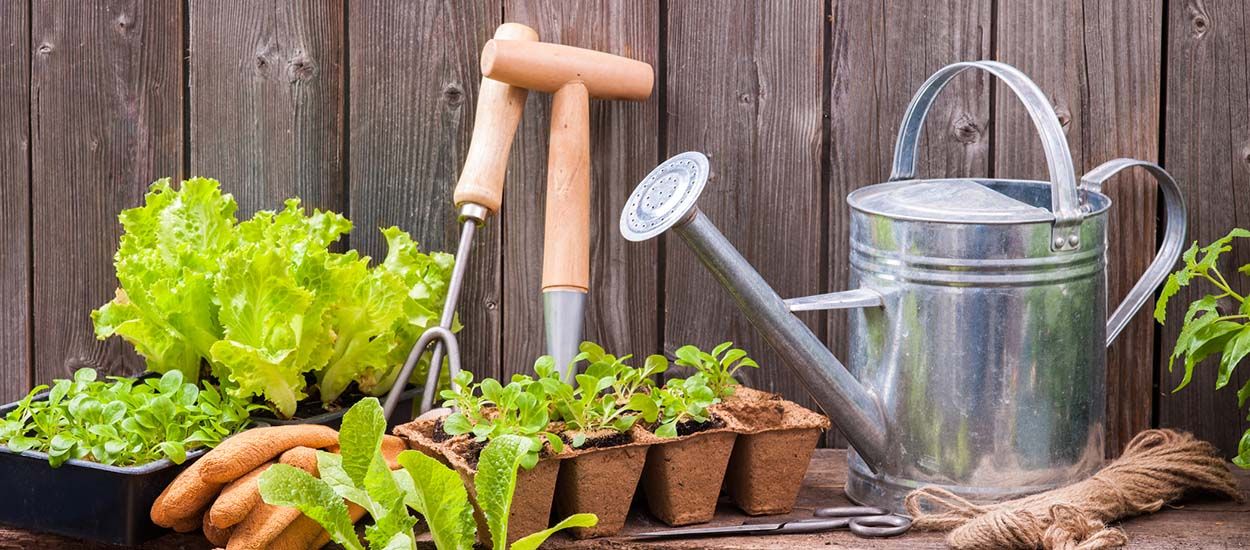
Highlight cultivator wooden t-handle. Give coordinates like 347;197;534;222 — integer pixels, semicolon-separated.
452;23;540;220
481;38;654;374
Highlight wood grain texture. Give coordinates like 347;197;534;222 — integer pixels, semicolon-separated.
666;1;825;412
348;1;502;379
826;0;992;444
0;0;30;402
1161;0;1250;456
189;0;345;218
9;449;1247;549
30;1;184;384
996;0;1163;456
501;0;660;378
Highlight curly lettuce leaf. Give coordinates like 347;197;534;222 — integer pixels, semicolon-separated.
92;178;236;382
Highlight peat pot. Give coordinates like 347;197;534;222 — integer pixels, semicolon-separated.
619;60;1187;512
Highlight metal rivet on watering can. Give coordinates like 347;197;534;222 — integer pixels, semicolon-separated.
621;61;1190;514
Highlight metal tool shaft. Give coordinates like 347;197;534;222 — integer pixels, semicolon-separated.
417;219;476;412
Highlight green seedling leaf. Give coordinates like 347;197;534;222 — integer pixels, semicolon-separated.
510;513;599;550
476;435;534;550
260;464;364;550
397;450;474;550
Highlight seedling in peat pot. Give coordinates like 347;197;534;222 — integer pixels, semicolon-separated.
674;342;759;399
438;370;564;468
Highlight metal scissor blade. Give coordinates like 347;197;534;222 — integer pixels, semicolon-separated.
631;522;787;540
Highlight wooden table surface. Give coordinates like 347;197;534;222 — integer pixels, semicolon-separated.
2;449;1247;549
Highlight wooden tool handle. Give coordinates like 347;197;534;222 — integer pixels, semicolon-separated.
480;39;653;101
541;82;591;293
453;23;539;214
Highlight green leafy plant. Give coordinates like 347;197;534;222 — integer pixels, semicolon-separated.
438;370;564;469
651;374;718;439
92;178;456;418
674;342;759;398
0;368;256;468
1155;228;1250;468
259;398;594;550
536;343;661;448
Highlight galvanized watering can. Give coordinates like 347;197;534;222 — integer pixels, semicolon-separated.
619;61;1187;512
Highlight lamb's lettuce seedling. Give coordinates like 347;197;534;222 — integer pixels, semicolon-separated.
1155;227;1250;467
260;398;595;550
438;370;563;469
652;374;718;439
538;343;662;448
0;368;256;468
674;342;759;399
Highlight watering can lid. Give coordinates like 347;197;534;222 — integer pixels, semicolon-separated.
848;179;1055;224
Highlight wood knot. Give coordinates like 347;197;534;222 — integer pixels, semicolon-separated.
1053;104;1072;128
1186;1;1210;37
115;13;133;34
485;300;497;310
37;43;53;55
443;85;464;107
951;113;982;144
285;56;316;82
738;93;753;105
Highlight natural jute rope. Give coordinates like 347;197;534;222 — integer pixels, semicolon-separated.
903;429;1241;550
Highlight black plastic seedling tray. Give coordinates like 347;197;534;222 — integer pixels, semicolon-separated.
251;385;423;430
0;398;207;546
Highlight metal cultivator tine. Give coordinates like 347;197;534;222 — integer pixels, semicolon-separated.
382;326;462;420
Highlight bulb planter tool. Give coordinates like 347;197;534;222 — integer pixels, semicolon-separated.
383;23;540;420
480;38;654;377
620;61;1188;513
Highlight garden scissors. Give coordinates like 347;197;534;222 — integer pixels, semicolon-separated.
631;506;911;540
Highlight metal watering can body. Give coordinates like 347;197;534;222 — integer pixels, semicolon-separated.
619;61;1187;513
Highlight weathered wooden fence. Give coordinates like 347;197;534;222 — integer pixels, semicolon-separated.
1;1;1247;454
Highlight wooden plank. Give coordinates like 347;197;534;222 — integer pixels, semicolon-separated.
500;0;660;378
348;1;502;379
11;449;1247;549
189;0;345;217
30;1;184;383
1161;0;1250;456
826;0;992;444
0;0;30;401
666;1;826;413
996;1;1163;456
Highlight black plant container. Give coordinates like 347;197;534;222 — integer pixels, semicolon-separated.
0;395;207;545
251;385;423;430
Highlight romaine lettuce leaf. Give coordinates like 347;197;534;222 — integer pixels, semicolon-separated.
259;463;366;550
396;450;475;550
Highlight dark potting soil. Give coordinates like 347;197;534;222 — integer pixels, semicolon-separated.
432;417;452;443
283;384;412;420
674;414;726;437
561;430;633;450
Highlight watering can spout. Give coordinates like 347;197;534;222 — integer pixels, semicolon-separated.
619;153;890;470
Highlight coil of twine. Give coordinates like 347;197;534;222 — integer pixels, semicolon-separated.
903;429;1242;550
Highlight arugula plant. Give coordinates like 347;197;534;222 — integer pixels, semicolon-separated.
651;374;718;439
438;370;564;469
674;342;759;398
259;398;594;550
1155;227;1250;467
0;369;256;468
92;177;457;418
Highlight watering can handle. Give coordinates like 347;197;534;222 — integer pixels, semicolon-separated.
889;61;1083;253
1080;159;1188;347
